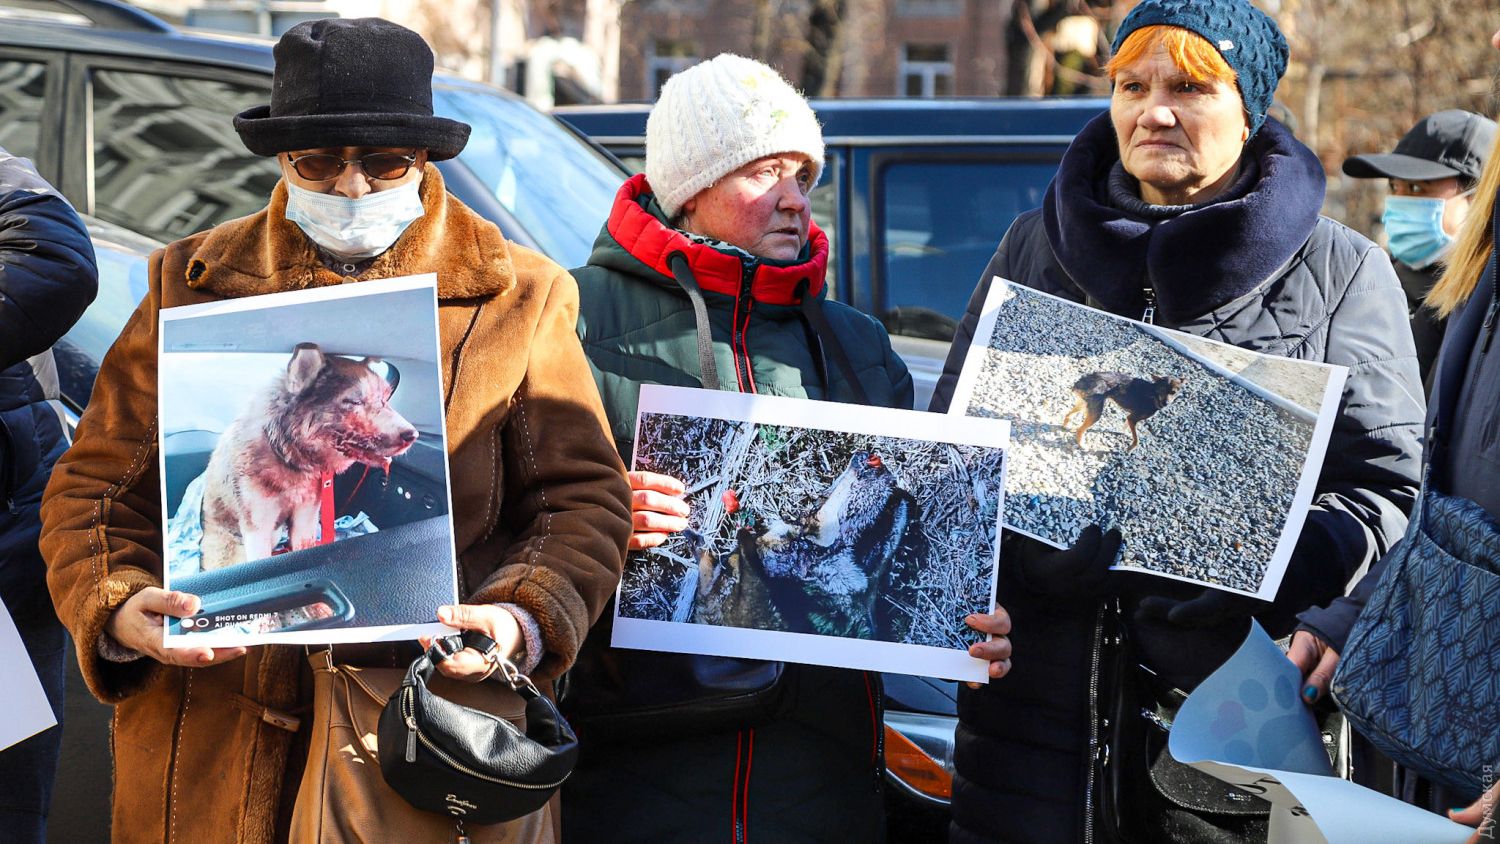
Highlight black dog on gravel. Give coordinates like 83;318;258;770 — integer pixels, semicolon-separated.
1063;371;1184;450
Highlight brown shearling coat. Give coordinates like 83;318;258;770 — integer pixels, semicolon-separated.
38;166;631;843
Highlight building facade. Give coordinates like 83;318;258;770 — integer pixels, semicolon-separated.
618;0;1012;101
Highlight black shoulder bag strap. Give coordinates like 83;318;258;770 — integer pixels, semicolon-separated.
795;278;871;406
667;251;726;391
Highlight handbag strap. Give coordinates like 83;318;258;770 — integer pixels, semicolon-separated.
412;636;542;699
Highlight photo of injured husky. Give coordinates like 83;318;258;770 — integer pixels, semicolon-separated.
157;274;458;647
613;385;1009;683
946;279;1348;601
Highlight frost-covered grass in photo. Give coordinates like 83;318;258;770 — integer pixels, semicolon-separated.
961;283;1330;594
621;414;1003;650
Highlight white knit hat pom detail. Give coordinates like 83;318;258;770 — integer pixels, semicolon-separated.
646;53;825;219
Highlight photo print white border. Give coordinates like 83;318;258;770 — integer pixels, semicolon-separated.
612;384;1010;684
947;278;1347;601
157;274;459;647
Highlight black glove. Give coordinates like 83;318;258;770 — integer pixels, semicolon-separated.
1135;587;1270;629
1006;524;1123;604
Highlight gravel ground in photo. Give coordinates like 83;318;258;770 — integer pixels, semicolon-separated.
620;416;1005;650
1168;331;1333;414
963;284;1317;593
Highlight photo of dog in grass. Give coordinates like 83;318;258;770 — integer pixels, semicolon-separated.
947;279;1346;600
611;386;1009;683
198;343;419;570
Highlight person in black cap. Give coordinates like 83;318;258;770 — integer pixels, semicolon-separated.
1343;110;1496;382
39;17;630;844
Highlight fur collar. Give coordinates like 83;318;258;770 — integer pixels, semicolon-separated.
184;164;514;300
603;173;829;307
1042;112;1326;325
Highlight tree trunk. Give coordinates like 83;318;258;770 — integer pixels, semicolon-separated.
802;0;846;96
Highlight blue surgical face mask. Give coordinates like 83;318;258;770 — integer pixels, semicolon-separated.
1381;195;1454;270
284;180;425;260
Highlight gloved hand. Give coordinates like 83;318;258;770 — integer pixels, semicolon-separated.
1135;587;1270;629
1006;525;1123;603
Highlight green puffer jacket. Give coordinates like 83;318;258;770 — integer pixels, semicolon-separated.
561;174;911;844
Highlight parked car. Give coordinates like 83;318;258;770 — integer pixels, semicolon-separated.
554;97;1108;408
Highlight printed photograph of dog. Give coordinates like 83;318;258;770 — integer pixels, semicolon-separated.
157;276;458;647
197;342;420;570
612;386;1009;683
947;280;1346;600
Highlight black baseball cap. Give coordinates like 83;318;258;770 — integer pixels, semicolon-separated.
1342;110;1496;183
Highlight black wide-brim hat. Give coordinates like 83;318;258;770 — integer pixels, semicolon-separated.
234;17;470;160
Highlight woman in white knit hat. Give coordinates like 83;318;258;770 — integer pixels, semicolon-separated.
559;54;939;843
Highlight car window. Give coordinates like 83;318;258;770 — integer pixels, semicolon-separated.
812;151;840;298
88;68;281;242
0;58;48;160
432;84;622;269
879;158;1056;341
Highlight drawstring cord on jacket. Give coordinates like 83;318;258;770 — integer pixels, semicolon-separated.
667;251;727;391
794;278;871;406
663;254;871;406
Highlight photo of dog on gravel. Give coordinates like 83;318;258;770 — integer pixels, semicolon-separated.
947;280;1346;600
611;386;1009;683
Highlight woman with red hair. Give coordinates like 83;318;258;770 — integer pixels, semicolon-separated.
931;1;1424;841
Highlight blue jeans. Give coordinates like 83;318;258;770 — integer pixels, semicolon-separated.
0;505;66;844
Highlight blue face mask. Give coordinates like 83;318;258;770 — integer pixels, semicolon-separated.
1381;195;1453;270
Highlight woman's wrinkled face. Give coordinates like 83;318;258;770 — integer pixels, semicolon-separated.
1111;45;1250;206
679;153;815;261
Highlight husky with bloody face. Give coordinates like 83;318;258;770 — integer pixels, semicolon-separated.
198;343;418;570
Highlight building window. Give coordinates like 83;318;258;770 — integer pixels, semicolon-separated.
895;0;961;16
646;39;698;99
898;44;954;97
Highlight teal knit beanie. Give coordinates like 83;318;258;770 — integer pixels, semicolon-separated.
1111;0;1288;137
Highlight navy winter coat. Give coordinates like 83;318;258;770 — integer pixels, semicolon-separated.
931;114;1425;844
0;151;97;563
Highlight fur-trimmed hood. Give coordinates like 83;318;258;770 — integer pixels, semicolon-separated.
182;164;514;300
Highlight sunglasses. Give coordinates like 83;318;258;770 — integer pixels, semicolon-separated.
285;151;419;182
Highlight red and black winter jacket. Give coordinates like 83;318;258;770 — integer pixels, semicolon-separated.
560;174;911;844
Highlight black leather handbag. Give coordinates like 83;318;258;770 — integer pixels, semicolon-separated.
377;634;579;826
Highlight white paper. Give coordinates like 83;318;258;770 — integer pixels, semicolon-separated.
947;278;1347;600
0;601;56;751
157;274;459;647
1170;622;1473;844
612;385;1009;683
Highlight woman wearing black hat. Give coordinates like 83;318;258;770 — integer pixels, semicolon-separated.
929;0;1424;841
39;17;631;844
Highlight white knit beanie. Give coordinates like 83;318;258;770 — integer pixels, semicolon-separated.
645;54;825;219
